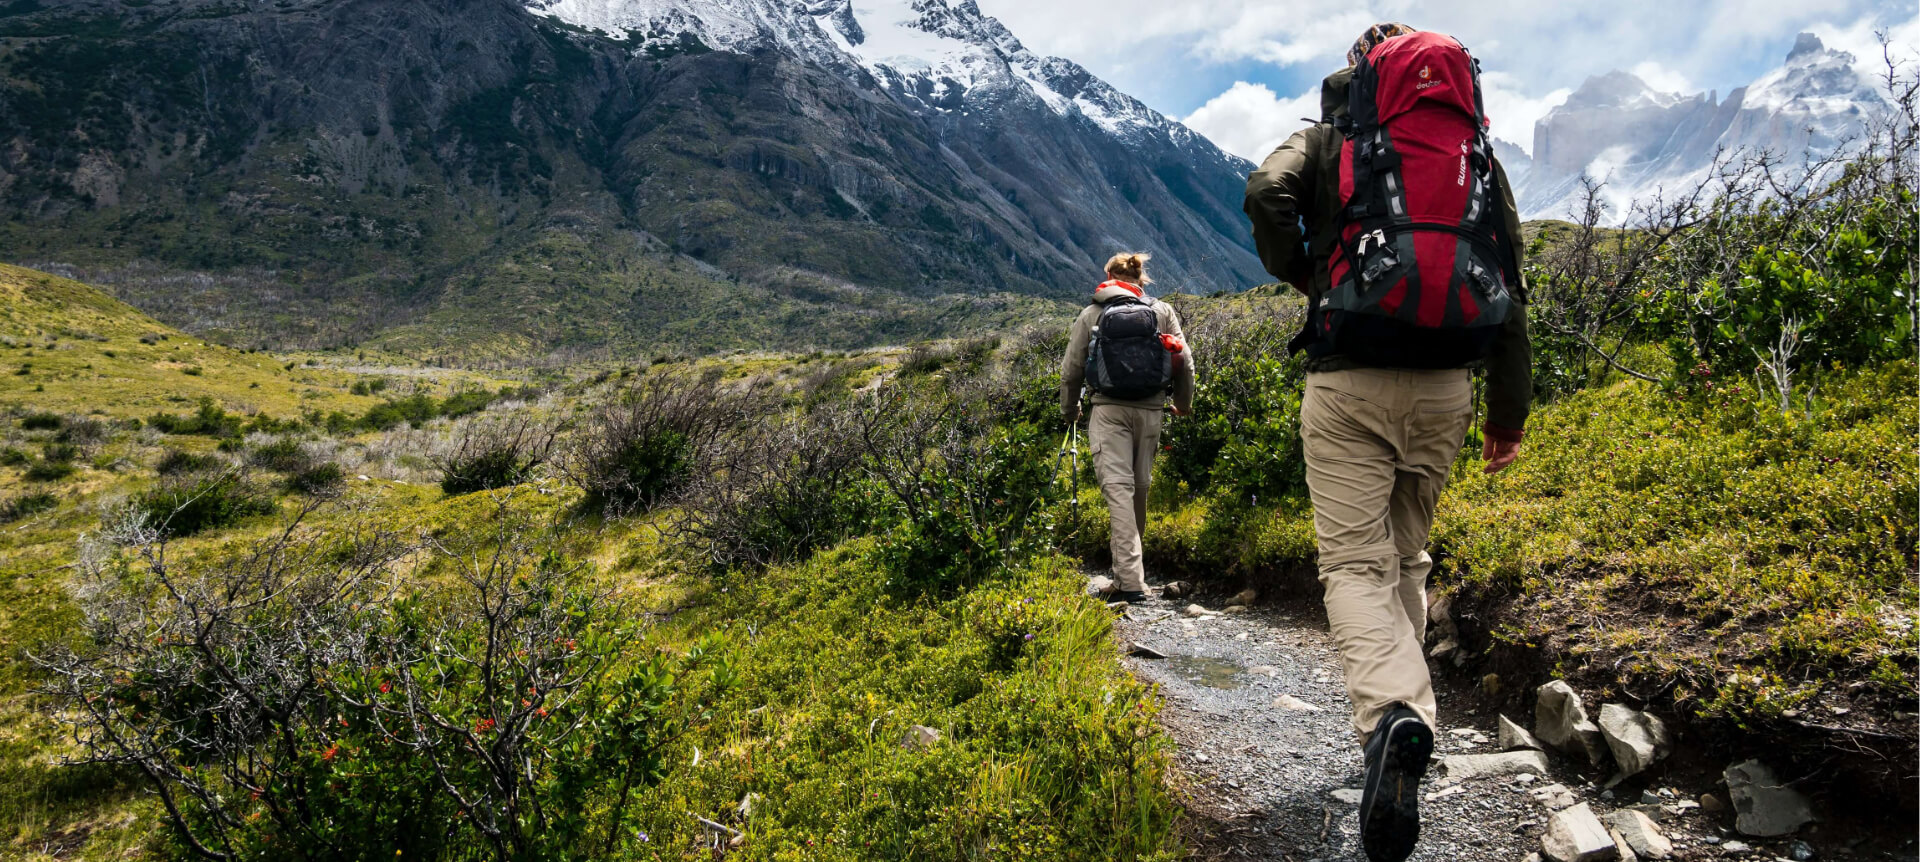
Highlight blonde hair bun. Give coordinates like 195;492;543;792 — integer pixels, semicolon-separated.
1104;252;1153;285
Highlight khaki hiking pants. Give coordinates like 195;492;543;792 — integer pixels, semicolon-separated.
1300;367;1473;739
1089;404;1163;592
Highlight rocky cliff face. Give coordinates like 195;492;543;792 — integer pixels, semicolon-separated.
0;0;1263;358
1517;33;1888;220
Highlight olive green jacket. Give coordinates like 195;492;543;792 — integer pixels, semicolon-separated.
1243;67;1533;439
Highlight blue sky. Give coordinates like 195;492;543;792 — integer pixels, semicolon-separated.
974;0;1919;160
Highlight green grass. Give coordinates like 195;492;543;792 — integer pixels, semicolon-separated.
0;264;379;417
1432;362;1918;721
618;542;1180;859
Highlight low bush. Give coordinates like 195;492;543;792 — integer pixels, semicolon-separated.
683;401;881;570
246;437;311;473
38;500;703;861
435;414;556;496
24;459;76;482
18;411;61;430
563;371;755;515
148;398;243;437
132;472;276;537
0;491;56;522
0;447;28;466
286;462;346;496
155;449;221;476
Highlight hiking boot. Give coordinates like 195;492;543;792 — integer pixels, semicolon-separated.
1111;589;1150;604
1359;706;1433;862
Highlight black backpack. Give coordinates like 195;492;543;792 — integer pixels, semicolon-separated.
1085;297;1171;400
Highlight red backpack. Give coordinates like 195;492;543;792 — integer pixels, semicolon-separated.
1306;32;1517;368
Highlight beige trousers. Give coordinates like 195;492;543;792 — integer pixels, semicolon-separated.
1089;404;1163;592
1300;368;1473;738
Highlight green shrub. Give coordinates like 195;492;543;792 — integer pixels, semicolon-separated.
18;411;62;430
436;416;554;497
0;491;57;522
133;472;275;537
246;438;310;473
24;459;75;482
155;450;221;476
563;373;753;515
37;508;693;861
286;462;346;496
149;398;242;437
361;393;439;431
0;447;28;466
40;442;79;464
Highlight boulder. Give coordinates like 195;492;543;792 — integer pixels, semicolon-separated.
1231;588;1258;606
1542;803;1618;862
1725;759;1815;837
1606;809;1673;859
1500;713;1547;751
1536;680;1607;765
901;725;941;751
1087;575;1116;596
1161;580;1193;599
1441;749;1551;781
1598;704;1671;778
1608;828;1639;862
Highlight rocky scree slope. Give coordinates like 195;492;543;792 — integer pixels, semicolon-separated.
0;0;1263;358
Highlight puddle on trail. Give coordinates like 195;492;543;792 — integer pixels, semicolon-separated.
1162;655;1245;689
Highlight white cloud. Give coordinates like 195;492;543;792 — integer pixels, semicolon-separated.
1629;61;1695;95
1181;82;1321;160
1479;72;1572;154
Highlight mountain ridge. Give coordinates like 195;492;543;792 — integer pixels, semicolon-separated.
1509;32;1889;219
0;0;1264;360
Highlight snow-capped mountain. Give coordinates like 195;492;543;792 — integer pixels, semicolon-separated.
0;0;1266;357
1512;33;1889;219
529;0;1186;146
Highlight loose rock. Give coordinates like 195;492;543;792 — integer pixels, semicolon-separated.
1608;828;1639;862
1536;680;1608;765
901;725;941;751
1331;788;1364;804
1272;694;1323;712
1160;580;1193;599
1087;575;1115;596
1231;588;1257;606
1606;809;1673;859
1542;803;1619;862
1698;792;1726;813
1531;782;1578;810
1184;604;1210;618
1430;638;1459;660
1725;759;1815;837
1500;713;1547;751
1598;704;1671;778
1125;642;1167;659
1441;749;1551;781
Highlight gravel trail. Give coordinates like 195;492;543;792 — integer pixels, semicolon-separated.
1111;588;1847;862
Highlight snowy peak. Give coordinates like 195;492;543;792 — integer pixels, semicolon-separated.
524;0;1196;146
1518;32;1889;219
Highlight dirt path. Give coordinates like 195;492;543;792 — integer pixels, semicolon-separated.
1112;588;1853;862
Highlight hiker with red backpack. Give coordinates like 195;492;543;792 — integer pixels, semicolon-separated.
1244;23;1532;862
1059;252;1196;605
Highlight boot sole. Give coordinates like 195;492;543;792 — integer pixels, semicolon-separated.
1362;716;1433;862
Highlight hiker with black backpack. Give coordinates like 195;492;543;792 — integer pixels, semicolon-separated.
1243;24;1532;862
1059;252;1195;605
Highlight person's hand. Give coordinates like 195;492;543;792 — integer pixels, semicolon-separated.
1481;436;1520;474
1171;405;1190;417
1063;407;1080;427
